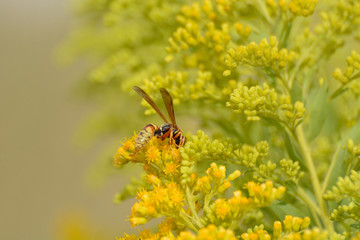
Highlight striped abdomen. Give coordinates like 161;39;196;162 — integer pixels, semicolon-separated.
158;123;186;148
134;124;160;152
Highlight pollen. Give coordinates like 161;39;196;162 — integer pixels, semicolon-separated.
123;139;135;151
158;218;175;235
152;186;167;203
145;145;161;164
214;199;231;220
170;189;184;206
213;169;224;179
163;162;179;175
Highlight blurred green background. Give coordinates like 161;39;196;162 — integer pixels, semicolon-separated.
0;1;132;239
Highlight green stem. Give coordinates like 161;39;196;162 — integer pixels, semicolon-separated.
277;73;291;93
288;43;316;88
295;125;333;232
178;211;199;233
321;143;341;194
256;0;273;26
329;85;349;101
330;72;360;100
297;187;322;227
280;20;293;48
186;187;204;228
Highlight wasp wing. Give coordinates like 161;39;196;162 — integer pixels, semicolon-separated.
159;88;177;127
133;86;169;123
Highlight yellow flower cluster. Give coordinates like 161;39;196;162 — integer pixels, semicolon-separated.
139;71;225;116
166;21;231;57
352;233;360;240
279;158;304;183
241;215;327;240
241;224;270;240
164;0;253;81
324;170;360;201
234;141;269;168
318;0;360;35
205;181;285;225
288;0;318;17
117;219;178;240
114;134;181;177
344;139;360;174
315;0;360;57
332;51;360;85
226;83;305;131
266;0;318;17
113;135;137;166
191;163;241;197
113;134;187;228
113;131;290;237
130;182;184;227
180;130;238;163
273;215;328;240
224;36;295;76
166;1;233;64
324;170;360;225
177;224;236;240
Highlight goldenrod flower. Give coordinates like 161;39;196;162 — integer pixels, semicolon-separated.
289;0;318;17
163;162;180;176
116;233;137;240
167;182;184;207
152;185;167;204
224;36;295;74
158;218;175;235
214;199;231;220
145;145;161;164
129;217;147;228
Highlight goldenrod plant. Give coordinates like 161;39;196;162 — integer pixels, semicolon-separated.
63;0;360;239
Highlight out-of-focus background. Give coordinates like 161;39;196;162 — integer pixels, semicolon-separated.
0;1;130;239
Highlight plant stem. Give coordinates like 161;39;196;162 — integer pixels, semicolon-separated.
179;211;199;233
321;143;341;194
297;187;322;227
256;0;273;26
330;72;360;100
295;125;333;232
280;20;293;48
186;187;204;228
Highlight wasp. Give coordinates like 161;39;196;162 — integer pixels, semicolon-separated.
132;86;186;154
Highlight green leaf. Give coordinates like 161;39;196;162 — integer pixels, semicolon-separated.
307;85;328;141
290;81;302;103
283;131;303;166
330;87;349;101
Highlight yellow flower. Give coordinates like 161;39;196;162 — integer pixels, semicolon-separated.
352;233;360;240
164;162;180;176
145;145;161;164
197;176;211;193
158;218;175;235
153;186;168;204
289;0;318;17
167;183;184;207
147;174;162;186
177;225;237;240
129;217;147;227
116;233;137;240
123;137;135;151
214;199;231;220
139;229;159;240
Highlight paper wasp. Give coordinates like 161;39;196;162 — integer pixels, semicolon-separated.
132;86;186;154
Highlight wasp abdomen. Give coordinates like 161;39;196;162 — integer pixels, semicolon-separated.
134;124;159;152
